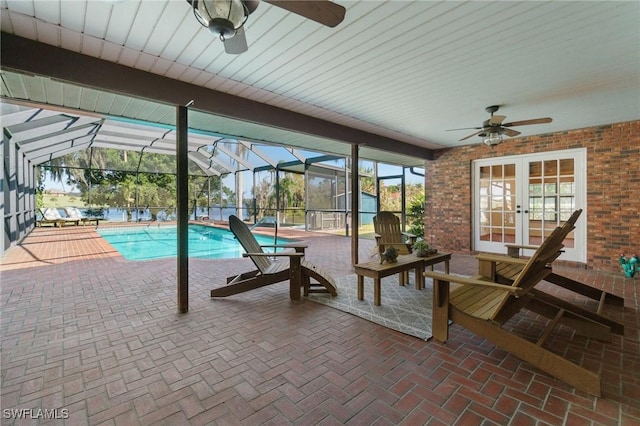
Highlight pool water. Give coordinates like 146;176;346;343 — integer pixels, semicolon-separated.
97;224;291;261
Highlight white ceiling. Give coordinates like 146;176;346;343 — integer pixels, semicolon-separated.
1;0;639;156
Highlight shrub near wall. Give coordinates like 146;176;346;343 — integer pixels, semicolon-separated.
425;120;640;272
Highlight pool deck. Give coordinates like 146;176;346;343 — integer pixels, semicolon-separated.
0;222;312;271
1;223;639;425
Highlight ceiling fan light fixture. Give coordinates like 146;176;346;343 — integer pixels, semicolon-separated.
483;132;503;147
193;0;248;40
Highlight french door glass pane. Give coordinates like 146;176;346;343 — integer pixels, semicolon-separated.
479;164;516;243
475;149;583;262
528;158;575;247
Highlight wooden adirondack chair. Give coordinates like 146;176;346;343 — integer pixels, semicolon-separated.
477;209;624;335
210;215;337;300
425;219;614;396
373;211;417;256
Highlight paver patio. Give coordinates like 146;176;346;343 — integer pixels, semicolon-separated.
1;225;638;425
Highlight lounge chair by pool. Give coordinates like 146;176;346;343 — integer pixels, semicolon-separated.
64;207;103;226
38;207;79;227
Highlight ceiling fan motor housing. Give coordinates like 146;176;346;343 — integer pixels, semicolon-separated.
194;0;248;39
481;122;504;132
209;18;237;38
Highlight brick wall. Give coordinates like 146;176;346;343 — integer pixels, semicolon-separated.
425;120;640;272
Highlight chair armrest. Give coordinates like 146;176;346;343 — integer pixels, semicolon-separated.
259;244;307;249
242;252;304;258
401;232;417;244
476;253;528;280
379;242;413;250
476;253;529;265
259;243;307;254
424;271;524;296
505;243;539;250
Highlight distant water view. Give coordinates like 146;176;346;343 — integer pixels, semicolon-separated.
74;206;238;223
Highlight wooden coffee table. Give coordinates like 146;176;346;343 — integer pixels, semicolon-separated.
354;252;451;306
420;252;451;283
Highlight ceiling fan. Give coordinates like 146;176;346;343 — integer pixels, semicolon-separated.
187;0;346;54
448;105;553;146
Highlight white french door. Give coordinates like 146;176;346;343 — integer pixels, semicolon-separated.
473;148;586;262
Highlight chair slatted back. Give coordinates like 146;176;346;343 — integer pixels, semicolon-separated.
565;209;582;229
487;220;577;320
229;215;272;273
497;209;583;280
373;212;411;254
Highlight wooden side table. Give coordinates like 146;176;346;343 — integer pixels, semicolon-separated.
353;253;451;306
419;252;451;289
354;253;451;306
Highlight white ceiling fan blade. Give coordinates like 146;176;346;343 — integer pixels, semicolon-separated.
224;27;248;54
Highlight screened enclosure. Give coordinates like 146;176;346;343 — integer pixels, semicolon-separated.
2;103;425;254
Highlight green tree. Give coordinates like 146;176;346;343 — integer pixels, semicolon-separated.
276;173;305;210
307;176;333;210
35;167;45;209
407;193;425;238
359;167;375;194
379;182;401;211
42;148;187;213
248;175;275;217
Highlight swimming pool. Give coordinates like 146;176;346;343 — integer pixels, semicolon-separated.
97;224;292;261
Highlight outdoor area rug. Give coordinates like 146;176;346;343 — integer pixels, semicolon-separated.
307;274;433;340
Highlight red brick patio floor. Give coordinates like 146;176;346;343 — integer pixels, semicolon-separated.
1;225;638;425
